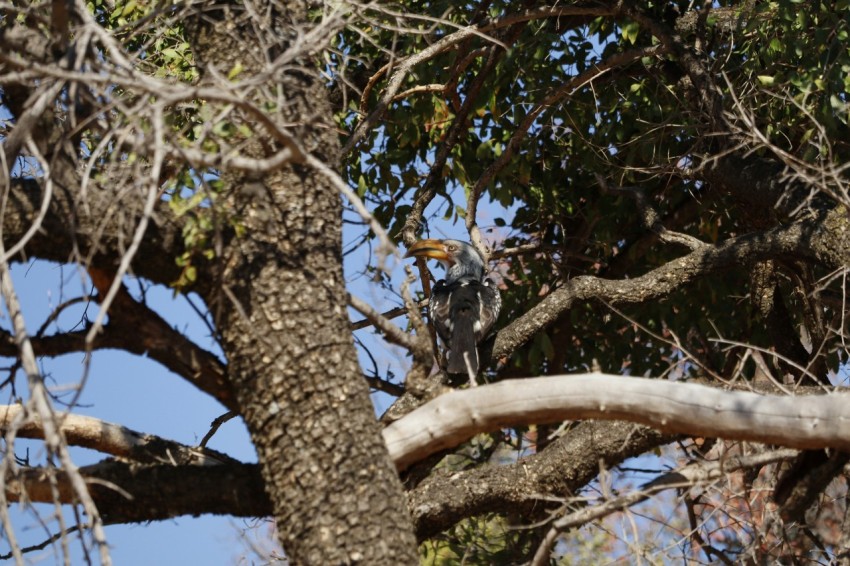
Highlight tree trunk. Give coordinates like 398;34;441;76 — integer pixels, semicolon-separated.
186;4;419;564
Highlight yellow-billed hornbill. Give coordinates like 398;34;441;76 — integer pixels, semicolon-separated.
405;239;501;385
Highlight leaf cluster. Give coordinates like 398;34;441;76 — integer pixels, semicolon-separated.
333;0;850;380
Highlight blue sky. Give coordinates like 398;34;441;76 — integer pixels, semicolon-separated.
1;260;257;564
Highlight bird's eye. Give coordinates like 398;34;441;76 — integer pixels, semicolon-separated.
447;245;456;252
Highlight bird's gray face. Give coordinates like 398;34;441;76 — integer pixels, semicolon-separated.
405;239;485;282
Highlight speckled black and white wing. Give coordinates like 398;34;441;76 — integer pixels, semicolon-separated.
428;278;455;347
429;277;501;378
475;278;501;342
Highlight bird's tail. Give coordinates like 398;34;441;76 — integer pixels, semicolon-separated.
447;314;478;386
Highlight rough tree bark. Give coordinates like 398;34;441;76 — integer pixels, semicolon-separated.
180;4;419;564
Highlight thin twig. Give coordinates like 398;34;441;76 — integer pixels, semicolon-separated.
529;448;798;565
199;410;238;449
348;293;420;351
350;299;428;331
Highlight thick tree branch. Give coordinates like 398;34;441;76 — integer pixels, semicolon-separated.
407;419;674;541
0;276;233;410
4;420;669;542
5;460;269;523
383;373;850;470
0;319;232;408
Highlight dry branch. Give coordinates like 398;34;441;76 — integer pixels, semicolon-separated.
18;371;841;477
383;373;850;470
0;405;236;466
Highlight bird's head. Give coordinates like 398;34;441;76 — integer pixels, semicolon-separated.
405;239;485;282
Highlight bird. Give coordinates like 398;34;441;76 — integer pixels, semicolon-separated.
405;239;501;385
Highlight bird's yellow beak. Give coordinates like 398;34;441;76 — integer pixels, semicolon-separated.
404;239;449;261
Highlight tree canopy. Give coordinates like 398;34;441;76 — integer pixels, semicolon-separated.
1;0;850;564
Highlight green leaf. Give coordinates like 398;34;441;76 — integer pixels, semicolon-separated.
227;62;244;80
621;21;640;45
121;0;137;17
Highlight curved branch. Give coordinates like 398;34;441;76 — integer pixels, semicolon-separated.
490;211;850;362
384;373;850;470
9;374;848;535
408;419;673;541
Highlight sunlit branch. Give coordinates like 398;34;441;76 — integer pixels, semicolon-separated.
7;373;847;537
383;373;850;470
0;404;236;465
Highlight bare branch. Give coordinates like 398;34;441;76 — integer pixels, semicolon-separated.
383;373;850;470
350;301;424;331
0;405;237;465
348;293;420;351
